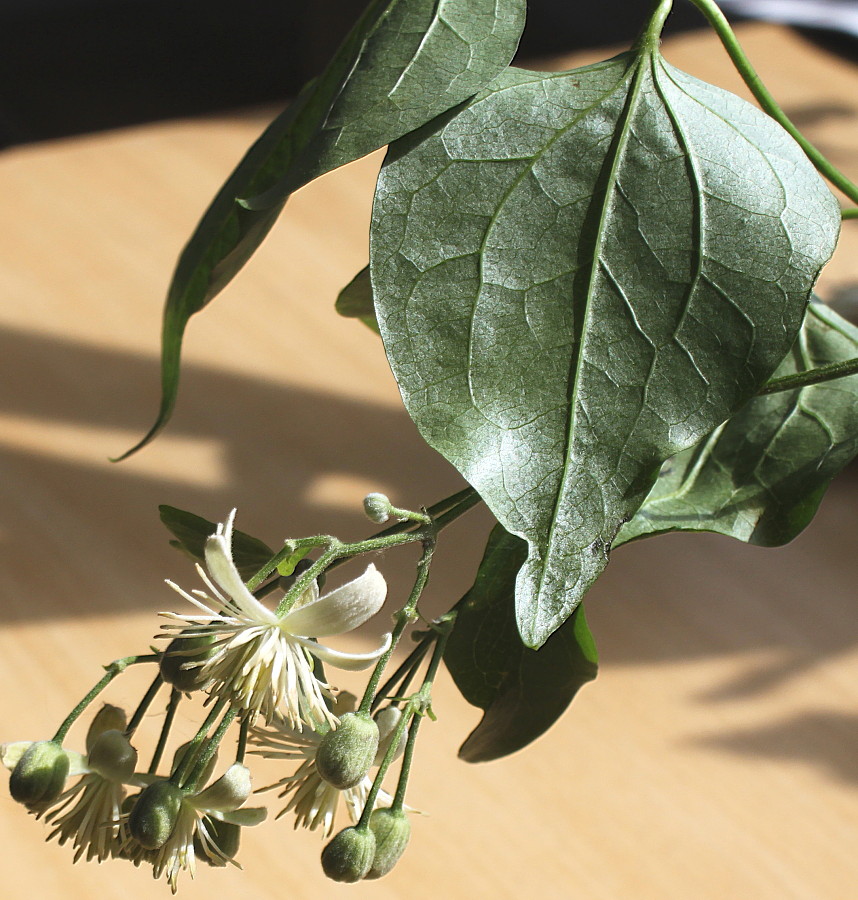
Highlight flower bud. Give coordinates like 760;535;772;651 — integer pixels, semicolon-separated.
9;741;69;810
159;633;217;693
366;807;411;879
363;493;392;524
128;780;184;849
88;729;138;783
194;817;241;866
321;826;376;883
86;704;127;753
316;712;379;790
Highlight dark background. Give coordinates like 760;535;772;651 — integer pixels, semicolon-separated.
0;0;718;148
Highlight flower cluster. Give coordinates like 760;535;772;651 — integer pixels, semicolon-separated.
2;509;421;890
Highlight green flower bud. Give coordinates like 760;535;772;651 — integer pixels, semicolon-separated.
321;826;376;883
194;817;241;866
316;712;379;790
363;493;392;524
88;729;138;783
128;780;184;850
159;633;217;693
366;807;411;879
86;704;127;753
9;741;70;810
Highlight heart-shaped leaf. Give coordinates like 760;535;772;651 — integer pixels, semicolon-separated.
121;0;526;458
372;50;840;647
617;301;858;547
445;524;598;762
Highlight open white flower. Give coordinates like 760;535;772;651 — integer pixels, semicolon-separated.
127;763;266;894
160;510;391;728
251;695;404;838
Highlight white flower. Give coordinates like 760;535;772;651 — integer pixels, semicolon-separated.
160;510;391;728
2;717;139;863
251;695;404;838
45;728;138;862
129;764;266;894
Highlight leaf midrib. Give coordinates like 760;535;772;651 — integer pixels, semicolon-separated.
530;49;654;627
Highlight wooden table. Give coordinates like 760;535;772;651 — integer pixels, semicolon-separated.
1;23;857;900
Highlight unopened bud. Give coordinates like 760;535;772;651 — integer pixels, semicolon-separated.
9;741;69;810
363;493;392;524
159;633;217;693
366;807;411;879
316;712;379;790
128;780;184;849
321;826;376;883
195;817;241;866
86;704;127;753
88;729;138;783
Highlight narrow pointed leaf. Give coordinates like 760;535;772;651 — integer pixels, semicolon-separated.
120;0;525;458
372;50;840;647
336;265;379;334
617;301;858;547
445;525;598;763
159;505;274;581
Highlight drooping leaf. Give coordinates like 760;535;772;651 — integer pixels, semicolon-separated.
445;524;598;763
120;0;526;458
371;46;840;647
336;265;379;334
616;301;858;547
159;505;274;581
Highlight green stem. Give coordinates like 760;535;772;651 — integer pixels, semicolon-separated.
149;688;181;774
639;0;674;52
236;713;251;765
246;537;327;592
842;209;858;220
184;706;238;792
759;356;858;395
686;0;858;206
357;615;454;829
359;539;436;716
170;696;229;786
125;673;164;736
369;632;435;714
51;654;160;743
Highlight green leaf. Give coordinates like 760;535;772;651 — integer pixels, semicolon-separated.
445;525;598;763
336;266;379;334
119;0;525;459
616;301;858;547
159;506;274;582
371;50;840;647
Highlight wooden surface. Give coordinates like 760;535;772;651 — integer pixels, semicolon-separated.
1;23;858;900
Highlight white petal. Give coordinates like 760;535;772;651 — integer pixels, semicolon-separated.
193;764;252;812
0;741;32;771
203;514;277;625
282;564;387;637
212;806;267;827
295;632;392;671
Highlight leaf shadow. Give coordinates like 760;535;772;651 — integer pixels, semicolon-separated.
689;711;858;786
0;322;493;624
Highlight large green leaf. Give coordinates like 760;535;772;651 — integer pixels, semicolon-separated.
616;301;858;547
159;505;274;581
371;47;840;647
120;0;526;458
445;525;598;763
